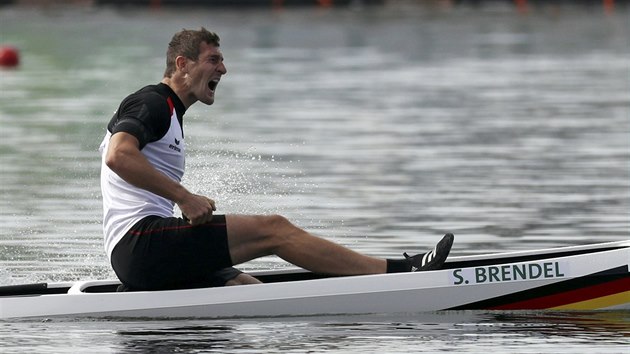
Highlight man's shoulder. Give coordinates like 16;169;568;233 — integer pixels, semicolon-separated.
129;84;167;102
134;84;162;96
121;85;170;114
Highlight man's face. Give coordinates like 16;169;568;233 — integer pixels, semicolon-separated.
184;41;227;106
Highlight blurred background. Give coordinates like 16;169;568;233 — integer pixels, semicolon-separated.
1;0;628;284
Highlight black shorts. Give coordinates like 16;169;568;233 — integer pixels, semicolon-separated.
111;215;241;291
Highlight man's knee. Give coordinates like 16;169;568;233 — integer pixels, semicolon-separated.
226;214;298;263
264;214;292;231
265;214;298;238
258;214;296;250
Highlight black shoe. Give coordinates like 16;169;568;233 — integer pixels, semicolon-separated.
404;233;454;271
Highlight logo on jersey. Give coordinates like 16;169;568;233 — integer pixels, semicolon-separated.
169;137;182;152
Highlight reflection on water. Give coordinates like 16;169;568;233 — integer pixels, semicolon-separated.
110;312;629;352
2;311;627;353
117;325;237;352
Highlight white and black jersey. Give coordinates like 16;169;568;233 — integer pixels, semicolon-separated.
99;83;187;259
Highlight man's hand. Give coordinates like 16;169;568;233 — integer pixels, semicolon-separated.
178;193;216;225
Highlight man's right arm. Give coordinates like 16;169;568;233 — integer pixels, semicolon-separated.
105;131;216;225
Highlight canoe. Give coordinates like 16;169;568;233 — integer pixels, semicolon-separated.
1;240;628;319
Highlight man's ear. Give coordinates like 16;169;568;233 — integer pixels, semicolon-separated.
175;55;189;73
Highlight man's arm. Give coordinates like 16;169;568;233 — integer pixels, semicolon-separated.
105;131;216;225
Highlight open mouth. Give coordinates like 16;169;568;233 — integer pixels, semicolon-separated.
208;79;219;92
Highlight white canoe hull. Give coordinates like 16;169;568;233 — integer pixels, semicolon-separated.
1;241;629;319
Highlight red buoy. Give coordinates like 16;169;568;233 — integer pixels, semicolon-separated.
0;46;20;68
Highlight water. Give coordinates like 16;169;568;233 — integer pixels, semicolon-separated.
1;3;629;353
2;311;629;353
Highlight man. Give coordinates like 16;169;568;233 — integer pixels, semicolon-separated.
99;27;454;291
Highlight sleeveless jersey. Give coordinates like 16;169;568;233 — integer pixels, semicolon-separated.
99;84;186;259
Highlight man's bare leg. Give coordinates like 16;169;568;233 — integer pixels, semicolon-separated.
226;273;262;285
226;214;387;275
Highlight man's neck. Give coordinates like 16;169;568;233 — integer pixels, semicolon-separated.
161;77;195;109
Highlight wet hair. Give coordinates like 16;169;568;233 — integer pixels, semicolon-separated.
163;27;220;78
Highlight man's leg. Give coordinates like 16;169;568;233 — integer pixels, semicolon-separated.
226;273;262;285
226;214;387;275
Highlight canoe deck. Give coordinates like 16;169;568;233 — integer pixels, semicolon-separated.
1;240;628;319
